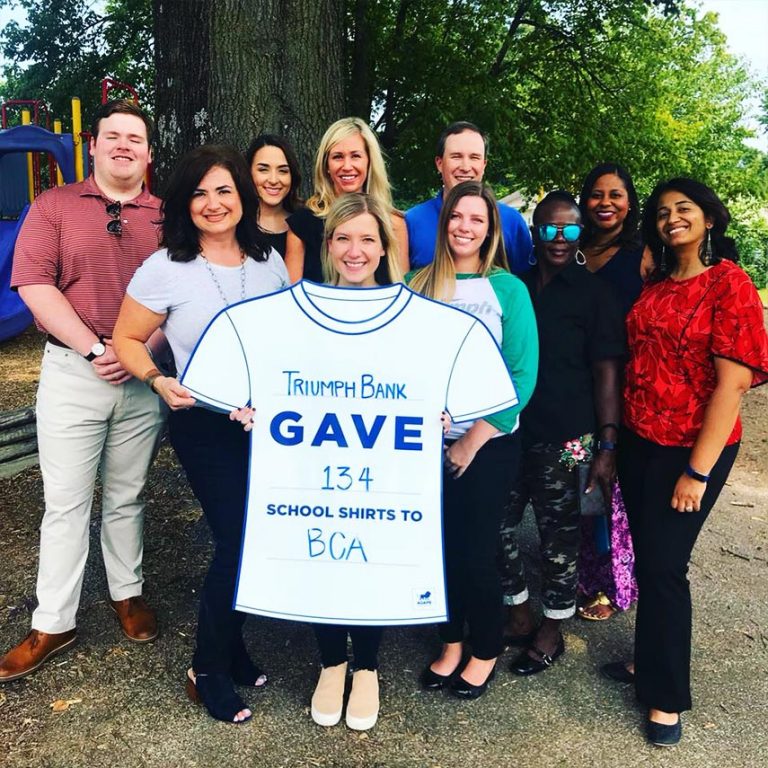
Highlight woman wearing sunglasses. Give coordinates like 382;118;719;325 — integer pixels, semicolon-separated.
408;181;538;700
499;191;625;675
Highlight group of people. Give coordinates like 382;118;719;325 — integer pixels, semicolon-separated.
1;99;767;749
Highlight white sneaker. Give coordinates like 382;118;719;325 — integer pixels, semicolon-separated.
310;662;347;726
345;669;379;731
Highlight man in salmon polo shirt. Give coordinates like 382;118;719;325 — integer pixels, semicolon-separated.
0;100;164;682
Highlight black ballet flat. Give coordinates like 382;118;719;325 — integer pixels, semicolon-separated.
510;635;565;676
646;716;682;747
448;666;496;700
420;664;457;691
600;661;635;684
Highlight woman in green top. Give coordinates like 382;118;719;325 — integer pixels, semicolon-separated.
408;181;538;700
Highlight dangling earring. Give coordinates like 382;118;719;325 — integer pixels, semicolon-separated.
660;245;668;272
575;249;586;266
702;228;713;266
528;250;537;266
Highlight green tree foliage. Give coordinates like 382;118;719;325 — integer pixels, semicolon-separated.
728;196;768;289
0;0;152;131
345;1;763;206
2;0;766;284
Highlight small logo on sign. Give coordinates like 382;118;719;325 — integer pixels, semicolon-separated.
416;590;432;606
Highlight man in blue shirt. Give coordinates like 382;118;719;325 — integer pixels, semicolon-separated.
406;122;532;275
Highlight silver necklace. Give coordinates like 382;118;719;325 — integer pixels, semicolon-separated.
200;250;247;306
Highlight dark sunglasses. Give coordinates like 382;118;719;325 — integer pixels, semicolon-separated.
536;223;582;242
106;201;122;236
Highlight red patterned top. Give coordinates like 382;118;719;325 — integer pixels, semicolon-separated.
624;260;768;447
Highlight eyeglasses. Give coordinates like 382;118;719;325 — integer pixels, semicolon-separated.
106;201;122;236
536;223;582;242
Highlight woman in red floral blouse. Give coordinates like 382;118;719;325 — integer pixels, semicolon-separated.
601;178;768;747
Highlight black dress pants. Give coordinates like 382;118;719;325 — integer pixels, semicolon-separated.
313;624;383;670
169;407;251;675
618;428;738;712
438;432;520;660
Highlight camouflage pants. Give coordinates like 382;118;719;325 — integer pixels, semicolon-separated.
499;441;580;619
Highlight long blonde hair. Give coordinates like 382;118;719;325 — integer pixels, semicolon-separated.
321;193;403;286
307;117;394;217
409;181;508;301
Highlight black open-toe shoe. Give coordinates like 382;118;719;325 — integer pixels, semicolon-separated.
510;634;565;676
186;669;252;724
231;652;268;689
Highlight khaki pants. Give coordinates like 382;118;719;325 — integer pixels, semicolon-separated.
32;343;165;633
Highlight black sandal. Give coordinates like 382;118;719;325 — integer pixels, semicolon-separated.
186;669;252;724
231;653;268;689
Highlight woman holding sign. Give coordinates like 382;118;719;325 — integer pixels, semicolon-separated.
408;181;538;700
294;192;405;731
284;117;409;283
113;145;289;724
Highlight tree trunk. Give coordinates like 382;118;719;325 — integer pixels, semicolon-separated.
347;0;373;120
153;0;345;195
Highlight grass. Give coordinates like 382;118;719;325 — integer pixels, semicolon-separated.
759;288;768;306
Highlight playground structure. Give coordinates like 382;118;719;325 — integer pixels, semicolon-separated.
0;79;143;343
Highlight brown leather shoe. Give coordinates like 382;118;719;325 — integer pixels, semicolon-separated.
0;629;77;683
109;596;158;643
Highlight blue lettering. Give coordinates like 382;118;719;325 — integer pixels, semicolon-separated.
311;413;349;447
308;528;325;558
271;411;303;445
351;414;386;449
394;416;423;451
346;537;368;561
360;373;375;399
329;531;347;560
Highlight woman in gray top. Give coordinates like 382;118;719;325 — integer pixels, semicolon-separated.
113;145;288;725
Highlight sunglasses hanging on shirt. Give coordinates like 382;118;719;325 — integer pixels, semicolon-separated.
106;201;122;236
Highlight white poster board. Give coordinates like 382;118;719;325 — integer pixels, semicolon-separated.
181;281;518;625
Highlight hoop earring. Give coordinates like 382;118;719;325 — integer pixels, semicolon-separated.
702;228;713;266
528;250;537;266
575;249;586;266
660;245;668;272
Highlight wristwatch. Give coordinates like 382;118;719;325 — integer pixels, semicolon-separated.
597;439;617;452
85;337;107;361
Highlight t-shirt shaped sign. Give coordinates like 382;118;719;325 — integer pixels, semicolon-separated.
182;281;518;625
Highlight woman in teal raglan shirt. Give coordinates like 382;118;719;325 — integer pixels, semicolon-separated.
408;180;538;700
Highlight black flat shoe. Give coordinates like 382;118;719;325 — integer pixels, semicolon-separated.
510;635;565;676
646;717;681;747
449;666;496;700
600;661;634;684
420;664;457;691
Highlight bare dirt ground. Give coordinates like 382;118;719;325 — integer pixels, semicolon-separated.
0;325;766;768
